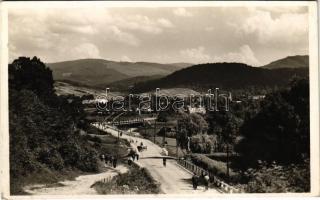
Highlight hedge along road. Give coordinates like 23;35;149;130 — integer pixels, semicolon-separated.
93;123;221;194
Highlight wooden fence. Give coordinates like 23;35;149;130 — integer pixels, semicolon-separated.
100;176;112;184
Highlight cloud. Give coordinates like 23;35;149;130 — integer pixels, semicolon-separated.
238;9;308;45
157;18;174;28
49;23;97;35
173;8;193;17
180;46;211;63
179;45;260;65
120;55;132;62
8;6;308;65
256;6;308;14
115;15;163;34
213;45;260;66
108;26;140;46
73;43;101;59
179;45;260;66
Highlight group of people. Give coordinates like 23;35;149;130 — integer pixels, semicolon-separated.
127;148;140;166
192;172;210;190
100;154;118;168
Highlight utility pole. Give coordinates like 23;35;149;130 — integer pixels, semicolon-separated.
163;121;167;146
144;120;147;136
226;143;230;179
175;127;178;157
118;115;120;143
154;120;156;143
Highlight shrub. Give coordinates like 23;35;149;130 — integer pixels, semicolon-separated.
38;149;64;170
207;152;239;162
190;154;239;183
190;134;217;154
77;147;99;172
59;141;81;166
92;166;161;194
157;129;176;138
245;160;310;193
83;134;103;143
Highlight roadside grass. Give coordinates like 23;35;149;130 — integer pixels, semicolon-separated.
91;165;161;194
11;167;89;195
86;126;130;158
86;126;108;135
190;154;240;184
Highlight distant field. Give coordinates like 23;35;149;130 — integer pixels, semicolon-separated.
54;81;122;97
140;88;200;97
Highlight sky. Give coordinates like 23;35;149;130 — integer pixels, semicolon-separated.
8;5;309;66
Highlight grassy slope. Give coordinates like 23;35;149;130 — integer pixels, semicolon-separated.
92;164;161;194
54;81;122;97
97;75;164;91
262;55;308;69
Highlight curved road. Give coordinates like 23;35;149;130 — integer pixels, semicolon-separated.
24;123;221;195
93;123;221;194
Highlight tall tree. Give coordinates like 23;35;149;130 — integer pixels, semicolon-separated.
177;112;208;149
235;78;309;169
9;56;55;97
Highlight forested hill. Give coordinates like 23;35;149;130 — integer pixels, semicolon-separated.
262;55;308;69
132;63;308;93
47;59;190;87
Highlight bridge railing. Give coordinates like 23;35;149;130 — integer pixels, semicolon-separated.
177;159;242;193
99;176;113;184
107;118;145;125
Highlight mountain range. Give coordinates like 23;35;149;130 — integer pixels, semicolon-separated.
47;59;191;87
132;62;308;93
49;55;308;93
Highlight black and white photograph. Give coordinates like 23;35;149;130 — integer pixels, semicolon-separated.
0;1;319;197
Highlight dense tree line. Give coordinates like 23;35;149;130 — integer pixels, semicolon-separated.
132;63;308;93
235;78;309;169
174;77;309;192
9;57;99;194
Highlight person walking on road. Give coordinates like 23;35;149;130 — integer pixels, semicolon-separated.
113;157;117;168
100;154;105;161
131;153;135;161
110;156;114;166
204;173;210;190
192;173;199;190
163;157;167;167
128;157;133;166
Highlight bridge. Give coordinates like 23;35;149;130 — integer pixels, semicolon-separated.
108;118;145;125
104;111;157;126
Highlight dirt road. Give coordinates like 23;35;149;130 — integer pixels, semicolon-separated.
24;165;128;195
93;123;221;194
